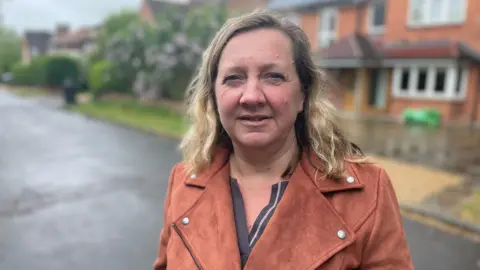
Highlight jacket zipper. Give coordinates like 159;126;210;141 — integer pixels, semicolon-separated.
171;223;203;270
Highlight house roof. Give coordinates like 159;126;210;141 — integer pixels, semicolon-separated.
314;35;480;67
314;33;382;67
53;26;97;46
146;0;223;14
383;40;480;62
267;0;366;11
24;31;52;55
146;0;188;14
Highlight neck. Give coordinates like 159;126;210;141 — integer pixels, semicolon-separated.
230;130;299;184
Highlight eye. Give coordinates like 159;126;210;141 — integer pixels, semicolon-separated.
264;72;286;85
222;75;244;86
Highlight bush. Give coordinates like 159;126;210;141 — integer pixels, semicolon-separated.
88;60;115;99
10;57;47;85
44;55;81;87
10;55;82;88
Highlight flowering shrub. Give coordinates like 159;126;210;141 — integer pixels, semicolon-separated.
104;5;227;100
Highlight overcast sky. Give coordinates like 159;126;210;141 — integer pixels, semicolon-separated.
3;0;142;34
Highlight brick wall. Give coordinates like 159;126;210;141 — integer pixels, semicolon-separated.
385;0;480;49
226;0;269;14
139;0;156;26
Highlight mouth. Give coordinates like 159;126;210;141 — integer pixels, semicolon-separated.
237;115;271;121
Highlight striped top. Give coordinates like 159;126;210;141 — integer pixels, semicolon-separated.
230;178;289;269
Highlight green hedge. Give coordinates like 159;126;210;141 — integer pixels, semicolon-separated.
10;55;81;88
44;55;81;87
88;60;116;98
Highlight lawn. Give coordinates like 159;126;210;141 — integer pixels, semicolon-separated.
72;99;188;139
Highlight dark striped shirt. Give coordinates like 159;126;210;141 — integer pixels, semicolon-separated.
230;178;289;269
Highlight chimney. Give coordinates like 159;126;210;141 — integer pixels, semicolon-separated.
55;23;70;37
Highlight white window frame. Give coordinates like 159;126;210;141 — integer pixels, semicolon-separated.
392;62;468;100
408;0;468;27
318;7;338;48
367;0;386;35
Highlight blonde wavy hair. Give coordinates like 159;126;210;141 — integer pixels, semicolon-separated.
179;10;366;179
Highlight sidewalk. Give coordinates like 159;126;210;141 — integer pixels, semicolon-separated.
371;155;463;204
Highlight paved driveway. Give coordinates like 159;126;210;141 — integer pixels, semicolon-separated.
0;90;478;270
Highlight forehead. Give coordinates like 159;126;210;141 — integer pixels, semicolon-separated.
218;28;294;68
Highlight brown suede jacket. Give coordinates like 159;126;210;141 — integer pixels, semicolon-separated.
153;147;414;269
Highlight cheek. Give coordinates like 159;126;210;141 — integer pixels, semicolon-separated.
215;87;240;117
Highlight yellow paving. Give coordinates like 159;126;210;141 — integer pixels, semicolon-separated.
370;155;463;204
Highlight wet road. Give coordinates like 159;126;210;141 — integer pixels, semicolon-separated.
0;91;479;270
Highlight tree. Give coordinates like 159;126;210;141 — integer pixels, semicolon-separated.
89;9;140;63
0;26;21;74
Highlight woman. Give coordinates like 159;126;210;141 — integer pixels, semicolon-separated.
154;10;413;270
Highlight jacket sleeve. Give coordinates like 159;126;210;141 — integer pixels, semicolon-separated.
360;168;414;269
153;164;179;270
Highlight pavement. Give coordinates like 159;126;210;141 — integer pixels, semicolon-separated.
0;90;479;270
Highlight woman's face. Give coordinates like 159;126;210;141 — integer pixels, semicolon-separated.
214;28;304;149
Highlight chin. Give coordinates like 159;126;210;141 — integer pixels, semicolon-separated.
234;133;276;148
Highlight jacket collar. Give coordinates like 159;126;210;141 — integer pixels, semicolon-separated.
185;147;365;193
175;147;364;269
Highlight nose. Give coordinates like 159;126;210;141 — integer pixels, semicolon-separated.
239;78;266;106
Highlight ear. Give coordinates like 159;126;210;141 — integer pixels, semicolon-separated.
297;88;305;113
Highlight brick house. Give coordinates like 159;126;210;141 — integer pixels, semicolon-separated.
269;0;480;125
22;24;99;64
22;31;52;64
49;24;100;58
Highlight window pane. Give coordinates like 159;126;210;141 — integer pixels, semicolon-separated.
417;68;428;92
429;0;445;23
400;69;410;91
373;2;385;27
410;0;426;24
434;68;446;93
447;0;465;22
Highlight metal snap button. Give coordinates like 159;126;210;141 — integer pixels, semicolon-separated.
337;230;347;239
190;174;196;179
182;217;190;225
346;176;355;184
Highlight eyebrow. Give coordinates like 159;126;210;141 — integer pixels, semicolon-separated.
221;62;287;74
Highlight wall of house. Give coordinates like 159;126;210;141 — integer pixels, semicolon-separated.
227;0;268;14
299;6;367;51
389;98;454;121
385;0;480;49
300;13;319;49
461;66;480;122
21;40;31;64
139;0;156;26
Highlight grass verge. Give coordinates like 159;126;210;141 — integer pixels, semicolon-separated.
458;190;480;225
9;87;51;97
72;99;188;138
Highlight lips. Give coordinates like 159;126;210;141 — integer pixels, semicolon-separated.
238;115;271;121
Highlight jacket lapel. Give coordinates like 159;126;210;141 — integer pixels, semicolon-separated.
172;148;242;270
244;151;363;270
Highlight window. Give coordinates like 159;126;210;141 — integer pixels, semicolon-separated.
408;0;467;26
284;12;300;26
318;8;338;48
367;0;386;34
400;68;410;92
393;64;468;99
31;46;39;57
434;68;446;93
417;68;428;92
